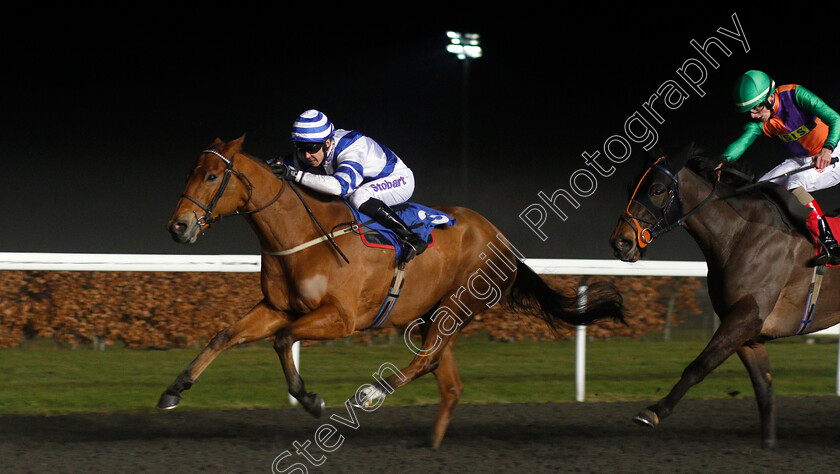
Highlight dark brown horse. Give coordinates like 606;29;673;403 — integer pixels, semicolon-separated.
158;136;625;448
610;143;840;448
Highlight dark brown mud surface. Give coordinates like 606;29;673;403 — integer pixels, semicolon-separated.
2;397;839;473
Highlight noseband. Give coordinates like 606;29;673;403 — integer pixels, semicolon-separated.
181;149;281;226
622;157;717;247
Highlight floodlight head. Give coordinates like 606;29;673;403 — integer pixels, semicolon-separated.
446;31;482;60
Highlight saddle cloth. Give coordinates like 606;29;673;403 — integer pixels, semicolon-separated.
344;201;456;262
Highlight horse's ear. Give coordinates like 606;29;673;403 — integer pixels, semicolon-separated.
228;134;246;153
644;147;664;165
666;142;695;172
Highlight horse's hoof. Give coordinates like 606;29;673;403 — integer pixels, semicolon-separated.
304;393;325;418
156;392;181;410
313;395;325;418
633;408;659;428
350;385;387;410
762;438;778;449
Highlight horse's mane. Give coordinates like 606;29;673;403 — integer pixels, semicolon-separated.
239;151;273;171
680;148;810;236
683;153;756;189
626;147;756;197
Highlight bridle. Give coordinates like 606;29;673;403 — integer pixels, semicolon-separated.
181;149;351;263
181;149;282;227
621;156;717;247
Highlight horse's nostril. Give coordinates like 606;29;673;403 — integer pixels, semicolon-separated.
170;221;188;236
615;238;632;250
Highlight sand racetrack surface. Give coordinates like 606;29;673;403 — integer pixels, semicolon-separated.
2;396;839;473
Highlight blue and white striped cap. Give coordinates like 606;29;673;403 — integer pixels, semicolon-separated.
291;109;335;142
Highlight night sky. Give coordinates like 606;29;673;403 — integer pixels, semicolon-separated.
4;9;838;262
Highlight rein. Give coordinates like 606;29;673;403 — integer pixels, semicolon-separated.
263;224;357;256
284;181;350;264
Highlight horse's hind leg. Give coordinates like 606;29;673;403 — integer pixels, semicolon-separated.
430;340;463;449
156;301;289;410
350;310;468;448
736;342;776;448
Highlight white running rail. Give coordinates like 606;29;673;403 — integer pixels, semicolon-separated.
1;252;836;397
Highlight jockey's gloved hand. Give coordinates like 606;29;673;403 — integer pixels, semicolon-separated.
269;160;304;182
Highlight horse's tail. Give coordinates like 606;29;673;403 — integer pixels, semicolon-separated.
504;259;626;331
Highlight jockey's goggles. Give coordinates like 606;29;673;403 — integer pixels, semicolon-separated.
295;141;324;154
749;101;770;114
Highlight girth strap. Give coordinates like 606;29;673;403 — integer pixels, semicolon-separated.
797;264;826;335
367;264;407;329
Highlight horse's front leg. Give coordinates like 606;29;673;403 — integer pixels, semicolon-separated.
156;301;290;410
736;341;776;448
273;304;354;418
634;296;763;428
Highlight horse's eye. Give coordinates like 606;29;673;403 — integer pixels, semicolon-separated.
207;174;218;182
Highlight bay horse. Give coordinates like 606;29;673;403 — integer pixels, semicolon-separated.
609;143;840;448
158;136;625;448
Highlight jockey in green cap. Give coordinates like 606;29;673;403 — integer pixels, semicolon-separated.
722;70;840;265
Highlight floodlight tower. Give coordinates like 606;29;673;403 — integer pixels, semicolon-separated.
446;31;482;203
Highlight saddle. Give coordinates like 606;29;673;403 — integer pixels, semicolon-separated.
719;163;808;236
731;180;840;266
745;181;811;236
357;222;436;250
345;201;456;330
343;201;456;263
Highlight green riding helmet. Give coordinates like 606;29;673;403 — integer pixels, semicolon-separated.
733;70;776;113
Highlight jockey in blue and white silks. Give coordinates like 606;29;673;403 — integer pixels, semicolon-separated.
275;109;428;263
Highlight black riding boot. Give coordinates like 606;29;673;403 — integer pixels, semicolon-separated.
816;215;840;265
359;199;428;264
